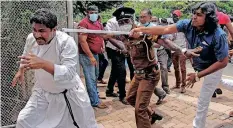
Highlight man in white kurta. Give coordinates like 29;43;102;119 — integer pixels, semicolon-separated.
12;9;97;128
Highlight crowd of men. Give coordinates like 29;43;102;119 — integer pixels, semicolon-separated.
11;1;233;128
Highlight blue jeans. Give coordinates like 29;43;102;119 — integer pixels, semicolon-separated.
79;54;99;106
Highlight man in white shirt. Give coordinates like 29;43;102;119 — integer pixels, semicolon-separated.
105;7;135;105
12;9;97;128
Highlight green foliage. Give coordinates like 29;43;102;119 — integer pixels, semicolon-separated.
99;1;233;23
73;1;123;22
216;1;233;14
20;10;33;28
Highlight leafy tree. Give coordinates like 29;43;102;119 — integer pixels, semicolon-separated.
99;1;233;23
73;1;123;21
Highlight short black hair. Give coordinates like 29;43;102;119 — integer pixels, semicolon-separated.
30;8;57;29
87;5;98;12
192;2;218;33
141;8;152;16
161;18;168;24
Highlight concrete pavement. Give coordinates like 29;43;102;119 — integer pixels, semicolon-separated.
80;64;233;128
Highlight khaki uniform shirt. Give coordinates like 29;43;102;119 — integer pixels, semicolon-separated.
126;35;158;70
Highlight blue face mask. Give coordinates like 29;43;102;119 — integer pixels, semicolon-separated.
142;22;150;27
89;14;98;22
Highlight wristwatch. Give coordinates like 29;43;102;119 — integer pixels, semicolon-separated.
195;72;200;82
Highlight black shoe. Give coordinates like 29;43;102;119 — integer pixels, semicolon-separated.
106;92;118;97
163;88;170;94
215;88;222;95
120;98;129;105
212;92;217;98
156;94;166;105
168;68;171;72
150;112;163;124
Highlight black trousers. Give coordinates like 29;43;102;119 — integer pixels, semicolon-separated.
98;53;108;81
165;49;172;69
106;48;126;100
126;56;134;80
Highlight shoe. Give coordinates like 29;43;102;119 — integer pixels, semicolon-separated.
215;88;222;95
229;111;233;117
150;112;163;124
115;83;118;87
165;90;170;94
98;95;106;99
168;68;171;72
120;98;129;105
163;88;170;94
98;79;107;84
181;87;186;93
171;86;180;90
95;102;108;109
156;94;166;105
212;92;217;98
106;92;118;97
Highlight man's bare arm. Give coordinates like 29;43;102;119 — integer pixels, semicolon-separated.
78;34;94;58
197;57;228;78
108;37;127;51
157;38;202;58
157;38;182;53
131;24;178;36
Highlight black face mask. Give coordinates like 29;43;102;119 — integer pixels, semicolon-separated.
172;14;179;23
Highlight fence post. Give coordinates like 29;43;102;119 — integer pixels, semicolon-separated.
66;0;80;75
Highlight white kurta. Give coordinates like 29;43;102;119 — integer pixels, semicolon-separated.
16;31;98;128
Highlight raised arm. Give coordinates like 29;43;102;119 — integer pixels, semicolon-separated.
130;24;178;36
105;19;127;51
157;38;182;53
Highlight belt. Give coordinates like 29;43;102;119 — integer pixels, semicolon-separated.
62;89;79;128
134;65;158;74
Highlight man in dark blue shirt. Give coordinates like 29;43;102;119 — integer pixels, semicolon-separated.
129;2;228;128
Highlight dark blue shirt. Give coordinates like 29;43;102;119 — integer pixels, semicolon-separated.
176;19;228;71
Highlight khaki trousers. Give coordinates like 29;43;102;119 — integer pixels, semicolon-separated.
171;52;187;87
126;70;160;128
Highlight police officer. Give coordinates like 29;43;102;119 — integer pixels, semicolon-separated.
138;8;167;105
108;7;202;128
129;2;228;128
105;7;135;105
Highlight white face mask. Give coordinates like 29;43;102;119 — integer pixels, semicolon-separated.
89;13;98;22
119;24;132;32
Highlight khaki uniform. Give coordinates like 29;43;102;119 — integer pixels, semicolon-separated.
126;35;160;128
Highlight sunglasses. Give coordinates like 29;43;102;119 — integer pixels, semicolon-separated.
118;18;132;25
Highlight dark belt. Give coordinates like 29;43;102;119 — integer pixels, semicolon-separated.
62;89;79;128
134;65;158;74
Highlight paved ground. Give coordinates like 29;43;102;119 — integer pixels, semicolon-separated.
80;63;233;128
